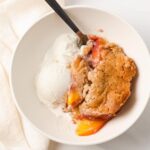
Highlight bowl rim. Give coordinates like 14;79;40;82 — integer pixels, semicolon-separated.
10;5;150;146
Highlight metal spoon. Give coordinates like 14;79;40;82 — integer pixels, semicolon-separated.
45;0;88;46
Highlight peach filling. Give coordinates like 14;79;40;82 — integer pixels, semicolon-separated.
67;84;81;108
76;119;107;136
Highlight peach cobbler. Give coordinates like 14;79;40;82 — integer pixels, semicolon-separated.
64;35;137;136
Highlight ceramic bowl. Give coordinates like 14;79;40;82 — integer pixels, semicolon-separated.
10;6;150;145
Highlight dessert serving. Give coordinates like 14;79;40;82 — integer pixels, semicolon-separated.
65;35;137;136
36;34;137;136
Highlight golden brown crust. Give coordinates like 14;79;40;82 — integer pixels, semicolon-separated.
79;43;136;118
65;37;137;120
70;56;90;103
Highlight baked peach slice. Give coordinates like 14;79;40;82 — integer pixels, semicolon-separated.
67;84;81;108
88;35;107;67
76;119;107;136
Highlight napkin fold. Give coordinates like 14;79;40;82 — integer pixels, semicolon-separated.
0;0;64;150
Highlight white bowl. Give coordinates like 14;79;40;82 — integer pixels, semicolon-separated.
10;6;150;145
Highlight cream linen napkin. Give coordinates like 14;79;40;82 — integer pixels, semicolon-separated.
0;0;64;150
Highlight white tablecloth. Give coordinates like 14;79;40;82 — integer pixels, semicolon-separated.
0;0;149;150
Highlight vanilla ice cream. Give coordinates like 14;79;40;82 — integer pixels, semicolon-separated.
35;34;80;116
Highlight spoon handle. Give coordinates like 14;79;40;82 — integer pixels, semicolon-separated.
45;0;79;33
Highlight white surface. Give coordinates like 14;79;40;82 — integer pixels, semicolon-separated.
11;6;150;146
0;0;64;150
1;0;150;149
53;0;150;150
